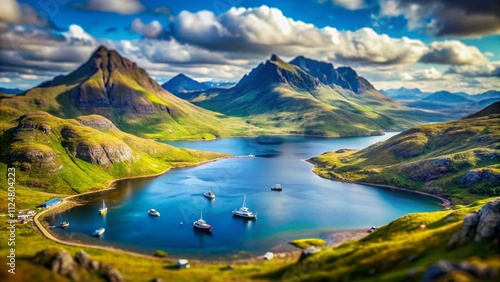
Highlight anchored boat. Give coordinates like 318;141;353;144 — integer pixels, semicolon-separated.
98;200;108;215
232;195;257;219
193;210;213;232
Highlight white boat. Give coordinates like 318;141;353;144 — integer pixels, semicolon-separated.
232;195;257;219
204;191;216;199
193;210;213;232
98;200;108;215
148;209;160;217
271;184;282;191
93;227;105;236
60;221;69;228
248;154;255;157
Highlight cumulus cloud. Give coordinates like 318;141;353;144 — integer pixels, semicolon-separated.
404;67;443;81
75;0;145;15
320;0;365;10
130;18;163;39
0;24;96;79
378;0;500;37
420;41;488;65
0;0;22;23
446;62;500;78
169;6;428;65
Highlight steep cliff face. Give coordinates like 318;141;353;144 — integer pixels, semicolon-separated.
0;110;226;194
61;125;134;165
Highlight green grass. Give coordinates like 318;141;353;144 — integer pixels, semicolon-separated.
0;110;227;210
280;198;499;282
309;114;500;203
289;238;327;249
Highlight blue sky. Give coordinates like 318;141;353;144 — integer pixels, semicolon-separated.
0;0;499;93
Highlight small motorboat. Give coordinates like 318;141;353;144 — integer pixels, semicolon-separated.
193;210;213;232
60;221;69;228
148;209;160;217
98;200;108;215
204;191;216;199
93;227;105;236
232;195;257;219
248;154;255;157
271;184;282;191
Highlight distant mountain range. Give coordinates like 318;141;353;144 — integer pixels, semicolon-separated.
0;87;25;95
0;45;258;140
161;75;236;95
161;73;209;95
381;87;500;119
177;54;442;136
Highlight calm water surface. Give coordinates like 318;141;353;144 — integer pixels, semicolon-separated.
48;134;442;258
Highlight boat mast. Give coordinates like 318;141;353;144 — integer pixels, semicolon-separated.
242;194;247;208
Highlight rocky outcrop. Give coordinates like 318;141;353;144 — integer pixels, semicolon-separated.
74;142;133;165
449;198;500;246
298;246;321;261
401;157;451;182
458;168;500;187
5;144;62;172
422;260;498;282
61;126;134;165
76;115;118;131
32;249;125;282
474;198;500;242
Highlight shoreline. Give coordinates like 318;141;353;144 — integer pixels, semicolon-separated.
305;159;452;209
33;156;229;260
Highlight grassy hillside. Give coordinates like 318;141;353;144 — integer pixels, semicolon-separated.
281;197;500;282
1;194;497;281
0;46;260;140
0;108;227;210
309;114;500;203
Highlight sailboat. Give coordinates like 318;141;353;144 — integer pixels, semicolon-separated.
98;200;108;215
193;210;213;232
232;195;257;219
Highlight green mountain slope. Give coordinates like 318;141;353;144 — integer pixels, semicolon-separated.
0;46;258;140
309;113;500;203
281;197;500;282
185;55;441;137
0;109;226;207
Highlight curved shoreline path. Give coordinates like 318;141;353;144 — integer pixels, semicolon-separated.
305;159;452;209
35;135;444;259
33;157;228;259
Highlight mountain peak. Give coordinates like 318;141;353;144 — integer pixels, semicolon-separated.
162;73;208;95
270;54;280;61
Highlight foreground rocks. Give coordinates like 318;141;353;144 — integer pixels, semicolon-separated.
450;197;500;245
32;249;125;282
422;260;498;282
424;198;500;281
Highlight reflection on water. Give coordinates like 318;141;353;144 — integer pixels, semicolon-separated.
49;134;442;259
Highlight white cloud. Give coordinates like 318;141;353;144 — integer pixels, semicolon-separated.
447;62;500;77
130;19;163;39
0;0;21;23
331;0;365;10
79;0;145;15
420;40;488;65
170;6;428;65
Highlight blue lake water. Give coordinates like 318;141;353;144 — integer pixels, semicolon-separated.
47;134;442;259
